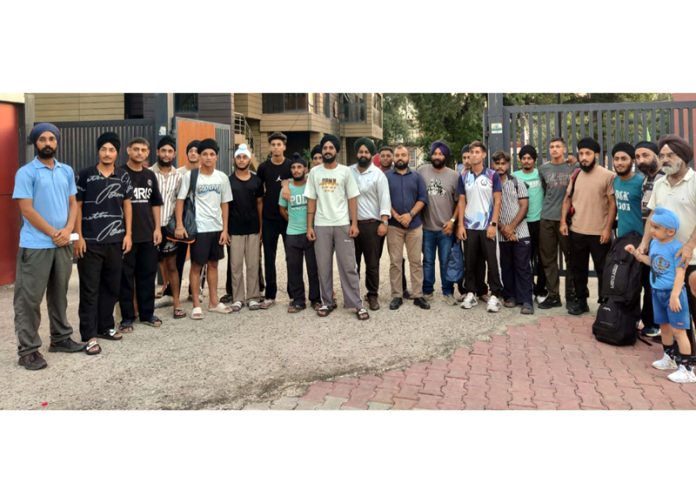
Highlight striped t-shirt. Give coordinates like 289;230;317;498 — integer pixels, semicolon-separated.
499;176;530;242
150;163;183;226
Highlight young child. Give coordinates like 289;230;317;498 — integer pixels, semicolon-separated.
625;207;696;383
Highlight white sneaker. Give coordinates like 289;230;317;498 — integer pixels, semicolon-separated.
652;353;678;370
667;365;696;383
487;294;501;313
460;292;478;309
155;295;174;308
535;294;548;305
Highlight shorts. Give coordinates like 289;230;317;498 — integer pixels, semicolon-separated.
190;231;225;266
652;287;690;330
159;226;178;257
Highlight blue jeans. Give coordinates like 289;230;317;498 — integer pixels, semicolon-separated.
422;229;455;296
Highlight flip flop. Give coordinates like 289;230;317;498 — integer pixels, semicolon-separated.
141;316;163;328
85;339;102;356
173;307;186;319
117;321;134;334
97;328;123;340
208;302;233;314
190;307;204;320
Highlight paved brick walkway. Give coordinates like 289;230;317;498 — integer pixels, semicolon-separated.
296;315;696;410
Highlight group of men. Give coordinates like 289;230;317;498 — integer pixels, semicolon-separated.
12;119;696;378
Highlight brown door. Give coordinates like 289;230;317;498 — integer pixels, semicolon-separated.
0;103;21;285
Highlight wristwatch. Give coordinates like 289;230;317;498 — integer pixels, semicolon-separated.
450;217;456;224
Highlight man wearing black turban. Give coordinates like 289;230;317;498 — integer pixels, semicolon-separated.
350;137;390;310
305;134;370;320
75;131;134;356
515;144;547;303
560;137;616;316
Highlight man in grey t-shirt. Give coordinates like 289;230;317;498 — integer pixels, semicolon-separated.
537;136;577;309
417;140;460;305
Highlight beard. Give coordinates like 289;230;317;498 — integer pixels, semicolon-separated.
614;164;632;176
431;158;445;169
662;162;682;175
157;155;173;167
292;174;305;182
357;157;371;168
637;159;659;176
235;163;249;171
38;146;56;159
394;160;409;170
579;157;596;172
322;153;336;164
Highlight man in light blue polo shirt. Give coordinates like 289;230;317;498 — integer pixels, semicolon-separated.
12;123;85;370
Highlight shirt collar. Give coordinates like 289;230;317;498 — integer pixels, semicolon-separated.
31;156;65;171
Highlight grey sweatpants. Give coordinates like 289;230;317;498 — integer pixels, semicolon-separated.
230;233;261;303
314;225;363;310
14;246;74;356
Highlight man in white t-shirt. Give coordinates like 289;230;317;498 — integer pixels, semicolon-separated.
641;134;696;366
305;134;369;320
175;138;233;319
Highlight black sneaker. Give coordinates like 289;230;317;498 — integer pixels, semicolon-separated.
567;300;590;316
414;297;431;310
538;296;562;309
389;297;403;310
49;338;86;353
18;351;47;370
220;294;233;304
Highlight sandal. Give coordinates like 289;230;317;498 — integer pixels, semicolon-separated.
317;305;332;317
190;306;204;320
85;339;102;356
97;328;123;340
117;320;134;334
173;307;186;319
356;308;370;321
141;316;163;328
231;301;244;312
208;302;233;314
287;304;306;313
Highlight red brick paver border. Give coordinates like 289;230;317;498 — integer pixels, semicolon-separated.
297;315;696;410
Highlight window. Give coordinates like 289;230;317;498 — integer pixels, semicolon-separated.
324;94;332;118
262;94;308;113
175;93;198;113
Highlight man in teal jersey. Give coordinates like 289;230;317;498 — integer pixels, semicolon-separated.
279;153;320;312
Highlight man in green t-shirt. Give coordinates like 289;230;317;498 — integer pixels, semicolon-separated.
514;145;547;303
279;154;320;312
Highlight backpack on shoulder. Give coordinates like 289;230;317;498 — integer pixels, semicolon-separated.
591;232;643;346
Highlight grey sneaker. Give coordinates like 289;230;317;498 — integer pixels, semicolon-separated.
155;295;174;308
443;294;459;306
423;293;434;302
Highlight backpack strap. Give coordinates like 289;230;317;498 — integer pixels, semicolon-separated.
189;168;199;201
568;167;581;199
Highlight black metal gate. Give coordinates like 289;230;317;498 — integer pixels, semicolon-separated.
486;98;696;170
51;119;157;173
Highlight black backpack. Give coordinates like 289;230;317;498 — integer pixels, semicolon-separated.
592;232;643;346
